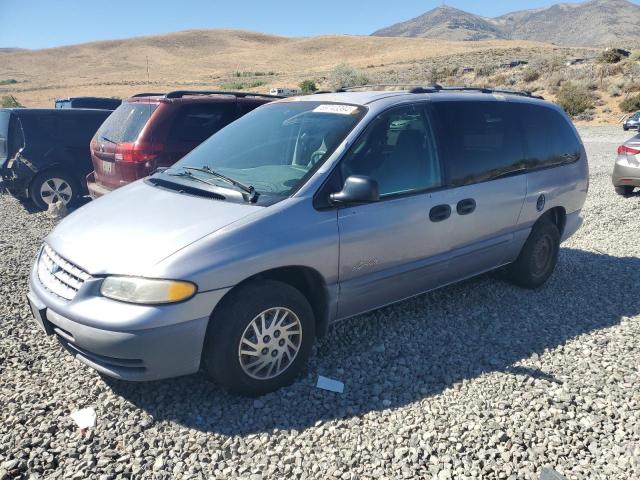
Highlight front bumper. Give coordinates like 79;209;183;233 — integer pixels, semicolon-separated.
28;257;230;381
0;165;30;197
612;156;640;187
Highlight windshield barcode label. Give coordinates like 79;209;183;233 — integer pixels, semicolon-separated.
313;104;359;115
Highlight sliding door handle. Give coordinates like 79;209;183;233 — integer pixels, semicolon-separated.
429;204;451;222
456;198;476;215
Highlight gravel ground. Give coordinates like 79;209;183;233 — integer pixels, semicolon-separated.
1;125;639;480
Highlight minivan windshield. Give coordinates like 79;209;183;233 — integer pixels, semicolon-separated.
164;101;366;198
95;102;157;144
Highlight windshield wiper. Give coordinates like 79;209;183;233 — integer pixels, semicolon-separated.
100;135;117;144
164;170;222;190
181;165;258;202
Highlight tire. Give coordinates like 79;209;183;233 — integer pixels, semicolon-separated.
29;169;81;210
507;220;560;289
615;185;635;197
202;280;315;396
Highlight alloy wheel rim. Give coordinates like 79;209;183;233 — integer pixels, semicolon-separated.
40;178;72;205
238;307;303;380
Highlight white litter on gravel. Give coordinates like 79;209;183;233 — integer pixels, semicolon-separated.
69;407;96;430
316;376;345;394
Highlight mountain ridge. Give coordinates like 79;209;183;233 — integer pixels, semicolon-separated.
372;0;640;47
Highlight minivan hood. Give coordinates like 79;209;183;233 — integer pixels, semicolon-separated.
46;181;260;276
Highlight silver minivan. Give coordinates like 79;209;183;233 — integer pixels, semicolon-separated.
28;88;588;395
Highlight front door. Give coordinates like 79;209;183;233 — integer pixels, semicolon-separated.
334;104;453;319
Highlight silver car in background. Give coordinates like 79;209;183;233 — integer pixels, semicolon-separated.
613;134;640;196
623;112;640;131
27;87;589;395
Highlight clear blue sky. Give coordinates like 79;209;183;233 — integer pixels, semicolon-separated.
1;0;638;49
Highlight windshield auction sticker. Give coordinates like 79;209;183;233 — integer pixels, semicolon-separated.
313;104;359;115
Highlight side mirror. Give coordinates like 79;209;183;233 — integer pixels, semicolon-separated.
330;175;379;205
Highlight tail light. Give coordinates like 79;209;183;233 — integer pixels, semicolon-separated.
114;142;164;163
617;145;640;155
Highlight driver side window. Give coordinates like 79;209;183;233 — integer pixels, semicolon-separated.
339;104;441;198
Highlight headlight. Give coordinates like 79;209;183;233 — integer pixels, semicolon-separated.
100;277;197;304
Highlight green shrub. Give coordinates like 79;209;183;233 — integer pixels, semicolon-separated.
620;94;640;113
299;80;318;93
0;79;18;86
555;82;595;117
476;65;496;77
221;81;265;90
328;63;369;89
522;68;540;83
597;49;623;64
608;84;622;97
0;95;22;107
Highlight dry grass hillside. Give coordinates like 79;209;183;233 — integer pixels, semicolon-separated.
1;29;638;124
0;30;557;102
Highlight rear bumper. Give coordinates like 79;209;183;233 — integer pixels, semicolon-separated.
86;172;112;199
612;157;640;187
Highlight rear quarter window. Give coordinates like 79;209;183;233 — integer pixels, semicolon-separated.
168;103;237;143
516;104;581;169
96;103;158;143
431;100;525;186
56;113;110;144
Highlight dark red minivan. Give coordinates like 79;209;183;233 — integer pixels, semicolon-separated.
87;91;279;198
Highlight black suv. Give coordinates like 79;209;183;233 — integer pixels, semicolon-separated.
0;108;112;209
55;97;122;110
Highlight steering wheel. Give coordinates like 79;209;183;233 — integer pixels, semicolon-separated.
309;149;326;167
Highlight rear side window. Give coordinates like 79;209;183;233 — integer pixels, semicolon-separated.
517;104;581;169
56;114;109;143
432;101;525;187
96;103;158;143
168;103;237;143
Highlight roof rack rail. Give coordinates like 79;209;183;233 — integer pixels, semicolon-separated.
131;92;165;98
438;86;544;99
163;90;283;99
312;84;544;100
341;84;441;92
408;85;544;100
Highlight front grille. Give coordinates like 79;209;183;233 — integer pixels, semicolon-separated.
37;244;90;300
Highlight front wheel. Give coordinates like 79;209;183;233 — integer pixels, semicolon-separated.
202;280;315;396
507;220;560;289
29;169;80;210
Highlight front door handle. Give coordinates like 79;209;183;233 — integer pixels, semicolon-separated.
456;198;476;215
429;204;451;222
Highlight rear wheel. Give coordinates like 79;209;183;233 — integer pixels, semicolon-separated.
202;280;315;396
507;220;560;289
29;169;80;210
615;185;635;197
